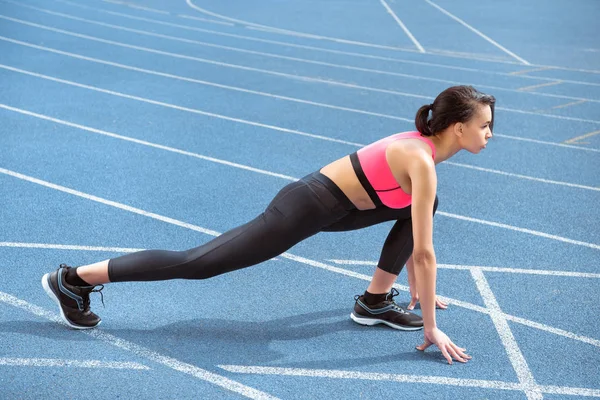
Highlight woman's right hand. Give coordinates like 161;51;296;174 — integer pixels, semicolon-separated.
416;328;472;365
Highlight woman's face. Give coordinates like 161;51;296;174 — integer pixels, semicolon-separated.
459;104;493;154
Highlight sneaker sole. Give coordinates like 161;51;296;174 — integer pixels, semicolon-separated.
350;312;423;331
41;273;101;330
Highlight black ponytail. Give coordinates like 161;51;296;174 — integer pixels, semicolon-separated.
415;86;496;136
415;104;434;137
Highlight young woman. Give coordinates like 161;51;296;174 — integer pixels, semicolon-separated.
43;85;494;365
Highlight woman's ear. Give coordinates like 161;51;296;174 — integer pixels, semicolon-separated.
453;122;463;137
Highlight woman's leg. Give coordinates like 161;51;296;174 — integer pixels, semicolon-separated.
75;176;350;285
43;175;350;329
323;197;439;330
324;196;438;284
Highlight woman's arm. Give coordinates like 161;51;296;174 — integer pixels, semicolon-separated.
406;151;471;364
406;152;438;331
406;254;448;310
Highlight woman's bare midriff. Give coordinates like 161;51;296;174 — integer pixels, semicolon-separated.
319;156;376;210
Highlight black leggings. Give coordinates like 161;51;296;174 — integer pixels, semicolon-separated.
108;172;438;282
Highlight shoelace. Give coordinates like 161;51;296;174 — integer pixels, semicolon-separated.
385;288;408;314
84;285;105;309
354;288;409;314
60;264;105;310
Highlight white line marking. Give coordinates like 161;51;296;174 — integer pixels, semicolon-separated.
6;103;595;199
184;0;420;53
2;102;599;249
0;35;413;123
0;241;281;261
518;80;563;92
219;365;600;397
505;315;600;349
219;364;523;391
444;161;600;191
101;0;169;15
494;134;600;153
471;268;541;399
438;211;600;250
550;99;587;110
5;2;600;99
282;256;600;348
0;292;278;399
0;104;299;181
0;167;222;237
4;289;597;396
1;169;598;348
326;260;600;278
423;0;530;65
0;241;144;253
4;14;593;126
0;357;149;370
177;14;235;26
510;67;555;75
2;16;600;128
379;0;425;53
31;0;600;77
564;130;600;145
0;65;363;147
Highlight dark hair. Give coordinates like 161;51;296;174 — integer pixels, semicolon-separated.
415;86;496;137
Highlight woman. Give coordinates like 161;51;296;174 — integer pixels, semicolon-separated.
42;85;494;365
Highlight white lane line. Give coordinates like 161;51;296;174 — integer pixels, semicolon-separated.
2;102;599;247
494;134;600;153
438;211;600;250
7;103;595;196
101;0;168;15
510;67;555;76
30;0;600;78
0;104;298;181
1;101;598;199
219;365;600;397
5;3;600;102
177;14;235;26
550;99;587;110
564;130;600;145
0;167;222;237
471;268;541;400
0;34;413;123
0;357;149;370
326;260;600;278
518;80;563;92
378;0;425;53
4;15;594;126
443;161;600;191
505;315;600;349
0;292;278;400
0;95;597;189
219;365;523;392
0;241;280;261
423;0;530;65
1;169;598;349
281;255;600;349
184;0;419;53
0;65;363;148
0;241;144;253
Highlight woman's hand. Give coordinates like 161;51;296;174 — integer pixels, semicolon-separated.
407;290;448;310
416;328;471;365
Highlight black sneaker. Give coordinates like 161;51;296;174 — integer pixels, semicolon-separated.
351;288;423;331
41;264;103;330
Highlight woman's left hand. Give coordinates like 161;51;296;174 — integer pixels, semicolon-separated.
407;291;448;311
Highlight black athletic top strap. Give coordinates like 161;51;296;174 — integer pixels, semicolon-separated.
350;152;383;207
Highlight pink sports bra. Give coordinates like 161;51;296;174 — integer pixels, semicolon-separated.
349;131;436;209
